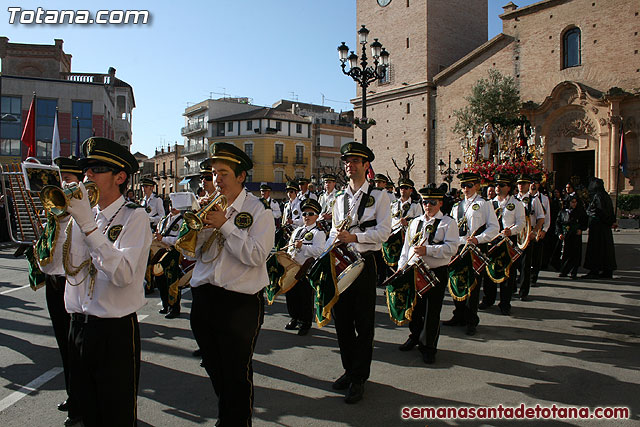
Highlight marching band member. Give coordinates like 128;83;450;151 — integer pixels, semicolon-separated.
390;178;423;231
479;173;525;315
187;142;275;426
37;155;84;426
444;172;499;336
259;184;282;223
397;185;458;364
140;177;165;230
318;173;338;225
282;181;303;227
199;160;216;198
284;198;326;336
297;177;318;202
529;174;550;285
386;180;397;202
514;174;545;300
64;137;151;427
373;174;389;191
328;142;391;404
153;202;184;318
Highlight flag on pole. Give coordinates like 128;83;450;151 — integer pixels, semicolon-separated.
619;121;628;178
21;94;36;158
51;108;60;160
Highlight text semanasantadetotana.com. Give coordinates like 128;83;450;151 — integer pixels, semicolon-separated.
401;404;630;420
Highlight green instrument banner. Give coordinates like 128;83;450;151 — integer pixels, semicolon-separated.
265;252;285;305
26;247;46;291
382;229;404;267
35;215;58;267
308;251;339;327
161;249;183;306
448;250;478;301
486;239;514;284
385;267;417;326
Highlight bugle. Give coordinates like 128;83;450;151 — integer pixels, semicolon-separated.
40;182;99;217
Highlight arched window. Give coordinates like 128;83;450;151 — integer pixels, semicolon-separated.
563;27;581;68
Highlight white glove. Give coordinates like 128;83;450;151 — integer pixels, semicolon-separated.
66;182;97;234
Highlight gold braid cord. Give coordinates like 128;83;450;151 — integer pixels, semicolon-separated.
201;230;225;262
62;221;97;297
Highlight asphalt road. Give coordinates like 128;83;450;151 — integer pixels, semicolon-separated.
0;231;639;426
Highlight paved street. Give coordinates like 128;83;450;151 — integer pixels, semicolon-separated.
0;231;639;426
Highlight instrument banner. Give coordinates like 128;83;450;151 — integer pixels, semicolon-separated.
265;252;285;304
382;228;404;267
307;250;339;328
175;221;197;258
447;249;479;301
35;215;58;267
486;238;520;283
274;226;292;251
25;247;46;291
385;266;417;326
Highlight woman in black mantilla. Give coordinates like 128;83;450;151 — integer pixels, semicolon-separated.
556;195;588;279
582;178;617;279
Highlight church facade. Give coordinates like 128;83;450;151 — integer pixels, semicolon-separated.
355;0;639;193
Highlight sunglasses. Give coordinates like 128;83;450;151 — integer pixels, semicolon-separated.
200;175;213;182
83;165;116;174
301;211;317;217
460;182;475;188
421;199;439;206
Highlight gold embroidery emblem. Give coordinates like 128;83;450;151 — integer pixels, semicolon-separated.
425;224;434;233
87;138;96;154
107;225;123;242
234;212;253;229
472;203;480;211
366;195;375;208
304;232;314;241
507;203;515;211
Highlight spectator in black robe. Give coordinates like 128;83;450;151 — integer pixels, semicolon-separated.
556;195;588;279
582;178;617;279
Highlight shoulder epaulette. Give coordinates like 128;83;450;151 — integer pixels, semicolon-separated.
335;190;345;197
452;202;460;208
126;202;143;209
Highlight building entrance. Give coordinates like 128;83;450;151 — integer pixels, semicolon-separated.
552;151;595;189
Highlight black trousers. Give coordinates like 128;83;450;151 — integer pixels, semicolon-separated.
44;275;78;416
332;252;377;384
373;249;389;286
155;273;181;313
481;238;516;311
406;266;448;354
285;277;313;325
451;244;486;328
516;245;533;297
190;285;263;427
560;234;582;276
68;313;140;427
530;239;544;283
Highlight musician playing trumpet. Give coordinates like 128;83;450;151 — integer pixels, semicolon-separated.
187;142;274;426
327;142;391;404
284;198;326;336
397;185;458;364
445;172;499;336
153;201;184;318
479;173;525;315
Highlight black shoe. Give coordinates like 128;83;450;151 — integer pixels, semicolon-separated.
57;400;68;412
422;352;436;364
398;337;418;351
344;381;364;404
558;273;567;278
64;416;82;426
466;325;477;336
581;272;599;280
145;288;155;295
499;306;511;316
442;317;464;326
165;311;180;319
570;274;577;280
478;301;492;310
332;373;350;391
192;349;201;357
159;307;168;314
297;323;311;336
599;271;613;279
285;319;299;330
520;295;530;301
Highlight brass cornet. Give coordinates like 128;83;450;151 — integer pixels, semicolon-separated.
40;182;99;217
182;191;228;231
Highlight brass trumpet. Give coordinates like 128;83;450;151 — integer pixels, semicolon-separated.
40;182;99;217
182;191;228;231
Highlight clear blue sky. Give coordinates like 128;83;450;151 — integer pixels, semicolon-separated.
1;0;539;156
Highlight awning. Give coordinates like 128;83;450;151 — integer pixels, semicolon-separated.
179;178;191;186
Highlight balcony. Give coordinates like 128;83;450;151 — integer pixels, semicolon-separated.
273;155;288;165
182;142;206;155
181;122;207;136
180;165;202;177
294;157;308;165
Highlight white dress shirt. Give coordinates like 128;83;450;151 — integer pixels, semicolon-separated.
157;212;184;246
516;192;545;229
64;196;152;318
286;223;326;265
398;211;459;269
319;189;338;215
390;197;424;230
298;190;318;203
530;191;551;232
283;197;303;227
190;190;275;294
492;194;526;235
266;197;282;220
450;194;500;246
326;181;391;253
142;193;165;227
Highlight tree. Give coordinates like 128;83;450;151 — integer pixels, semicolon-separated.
452;69;521;137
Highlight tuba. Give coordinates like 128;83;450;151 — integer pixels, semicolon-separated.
40;182;99;217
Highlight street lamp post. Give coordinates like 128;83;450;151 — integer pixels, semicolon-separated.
338;25;389;147
438;151;462;190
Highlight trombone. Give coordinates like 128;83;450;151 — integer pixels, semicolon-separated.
40;182;99;217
